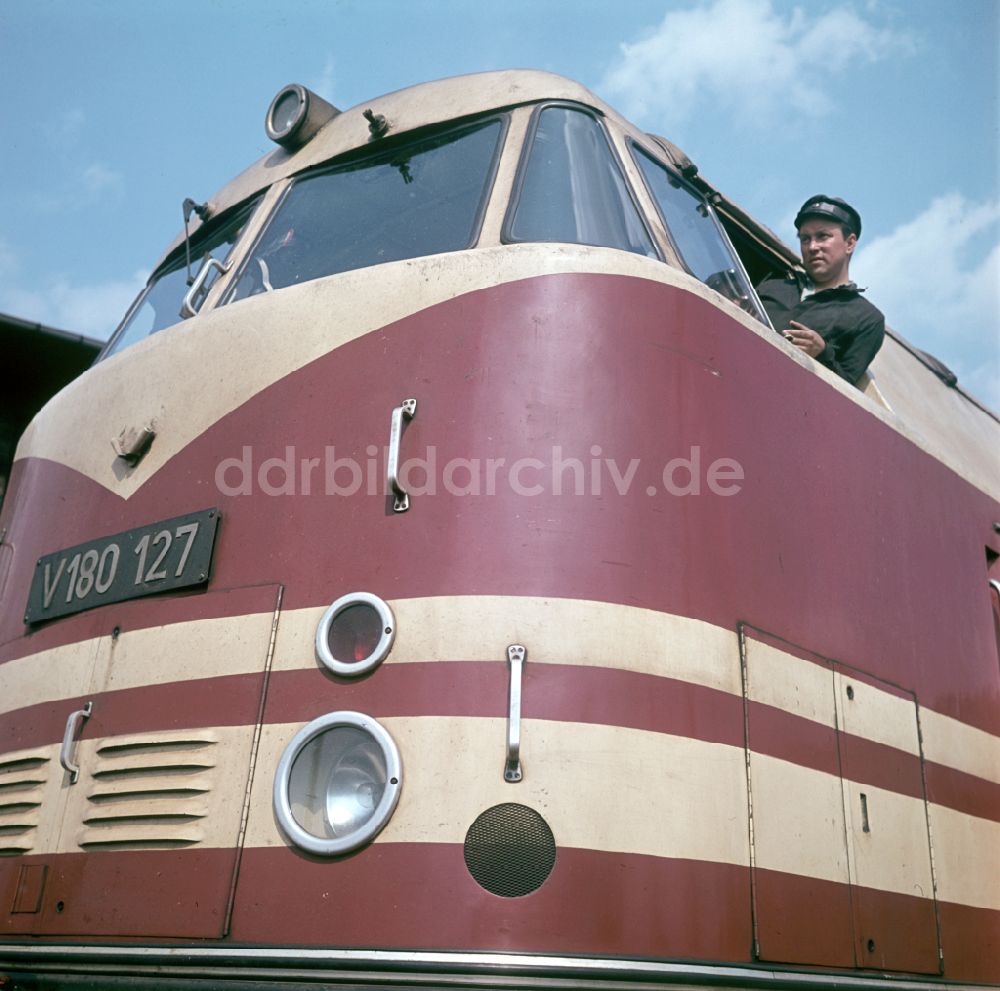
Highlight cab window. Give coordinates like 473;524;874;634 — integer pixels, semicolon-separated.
228;117;505;301
104;199;259;359
505;106;657;258
632;144;766;321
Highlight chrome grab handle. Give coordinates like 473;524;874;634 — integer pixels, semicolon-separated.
180;257;229;318
386;398;417;513
504;645;526;782
59;701;92;785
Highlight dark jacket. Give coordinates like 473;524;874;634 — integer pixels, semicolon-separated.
757;277;885;386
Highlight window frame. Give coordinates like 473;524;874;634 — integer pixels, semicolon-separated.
501;101;661;260
627;137;766;319
220;112;510;306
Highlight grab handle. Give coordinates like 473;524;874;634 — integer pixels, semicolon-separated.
59;701;93;785
386;398;417;513
180;257;229;318
505;645;526;782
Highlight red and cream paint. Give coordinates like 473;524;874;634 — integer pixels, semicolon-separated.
1;253;998;982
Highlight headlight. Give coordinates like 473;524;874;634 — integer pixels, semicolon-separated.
273;711;402;855
315;592;395;677
265;83;340;149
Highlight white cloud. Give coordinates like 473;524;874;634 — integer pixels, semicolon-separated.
0;270;147;340
853;193;1000;408
28;161;125;213
600;0;914;127
81;162;124;197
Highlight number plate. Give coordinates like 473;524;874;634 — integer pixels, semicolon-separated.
25;508;220;624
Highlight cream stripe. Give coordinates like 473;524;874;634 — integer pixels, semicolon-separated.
1;597;740;713
274;595;743;695
920;706;1000;785
0;638;103;716
18;244;997;507
0;610;275;716
26;239;963;501
744;637;835;727
4;597;1000;791
250;715;997;910
0;743;65;855
750;752;1000;909
744;632;1000;784
19;246;720;498
745;638;925;757
833;669;921;757
7;711;998;911
929;801;1000;910
248;716;751;869
54;725;256;855
749;752;849;885
841;779;935;900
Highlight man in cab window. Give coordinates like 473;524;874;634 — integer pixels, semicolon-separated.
757;195;885;386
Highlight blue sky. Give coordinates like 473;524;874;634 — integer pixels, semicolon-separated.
1;0;998;407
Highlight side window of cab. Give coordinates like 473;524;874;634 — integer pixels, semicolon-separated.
102;198;260;359
630;142;766;323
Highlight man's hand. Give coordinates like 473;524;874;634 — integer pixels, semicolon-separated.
784;320;826;357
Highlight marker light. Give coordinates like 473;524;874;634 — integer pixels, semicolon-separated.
265;84;340;150
315;592;395;677
273;711;402;856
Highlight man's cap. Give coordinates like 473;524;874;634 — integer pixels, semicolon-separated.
794;195;862;238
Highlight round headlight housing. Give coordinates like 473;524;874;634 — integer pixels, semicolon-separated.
316;592;395;677
265;83;340;149
274;711;402;856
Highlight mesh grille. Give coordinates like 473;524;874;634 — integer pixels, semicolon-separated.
464;803;556;897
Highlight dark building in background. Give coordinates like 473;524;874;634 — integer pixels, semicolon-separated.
1;312;101;507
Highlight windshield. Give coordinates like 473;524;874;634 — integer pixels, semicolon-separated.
506;106;657;258
228;117;505;302
103;199;259;359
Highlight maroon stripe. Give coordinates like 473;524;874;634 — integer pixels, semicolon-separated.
747;701;928;805
264;661;745;748
754;868;946;976
6;660;995;823
1;663;743;754
2;844;998;982
747;700;841;778
0;672;267;754
849;883;940;975
925;758;1000;823
753;867;855;968
837;730;926;803
2;275;998;742
939;898;1000;982
230;844;752;960
1;848;237;939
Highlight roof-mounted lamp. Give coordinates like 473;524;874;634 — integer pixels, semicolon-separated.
265;83;340;150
